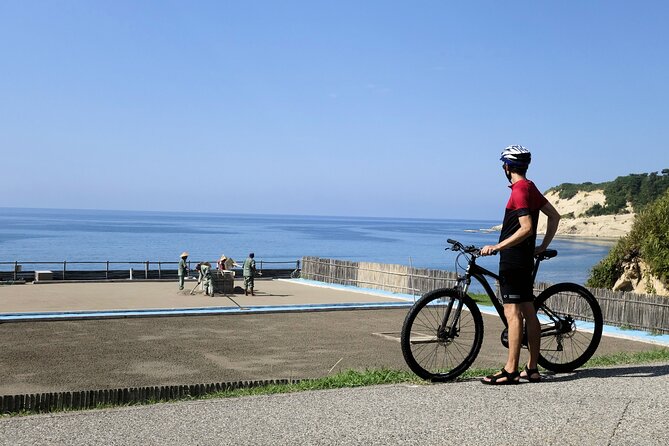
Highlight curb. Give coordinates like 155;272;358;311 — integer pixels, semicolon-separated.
0;378;302;415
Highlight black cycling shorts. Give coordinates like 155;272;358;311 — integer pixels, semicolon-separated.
499;267;534;304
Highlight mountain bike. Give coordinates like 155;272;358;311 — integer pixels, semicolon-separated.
400;238;603;381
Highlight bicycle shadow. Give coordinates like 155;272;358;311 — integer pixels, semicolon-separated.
545;363;669;382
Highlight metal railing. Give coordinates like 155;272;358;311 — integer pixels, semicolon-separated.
0;259;301;281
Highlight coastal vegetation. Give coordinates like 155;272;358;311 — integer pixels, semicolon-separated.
587;188;669;291
548;169;669;216
543;169;669;293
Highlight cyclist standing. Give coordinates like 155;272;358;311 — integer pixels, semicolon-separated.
480;145;560;384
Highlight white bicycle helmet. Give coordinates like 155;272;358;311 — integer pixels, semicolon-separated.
500;145;531;167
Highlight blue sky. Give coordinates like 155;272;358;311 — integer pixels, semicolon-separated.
1;1;667;220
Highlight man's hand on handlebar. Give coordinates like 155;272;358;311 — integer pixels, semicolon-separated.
480;245;498;256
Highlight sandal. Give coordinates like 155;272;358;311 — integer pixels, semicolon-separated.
520;365;541;383
481;368;520;385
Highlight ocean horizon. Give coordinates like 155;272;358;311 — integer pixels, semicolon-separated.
0;207;615;285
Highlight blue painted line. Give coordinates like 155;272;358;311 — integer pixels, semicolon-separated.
0;301;413;322
4;277;669;348
475;303;669;347
290;280;669;347
287;278;422;302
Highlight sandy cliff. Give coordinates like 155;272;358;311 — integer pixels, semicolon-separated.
537;190;635;239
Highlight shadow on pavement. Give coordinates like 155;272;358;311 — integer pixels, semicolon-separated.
547;363;669;382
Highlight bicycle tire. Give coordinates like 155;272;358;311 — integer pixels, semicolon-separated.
290;269;301;279
401;288;484;381
535;282;603;372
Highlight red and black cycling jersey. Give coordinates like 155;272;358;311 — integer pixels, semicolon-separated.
499;179;547;268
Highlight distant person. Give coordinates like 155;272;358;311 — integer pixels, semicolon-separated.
218;255;227;271
480;145;560;385
200;261;213;296
178;252;189;290
218;254;238;271
243;252;256;296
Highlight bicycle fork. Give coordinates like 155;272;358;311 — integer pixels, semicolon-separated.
438;278;469;340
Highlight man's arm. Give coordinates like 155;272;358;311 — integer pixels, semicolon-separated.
536;201;561;254
481;214;533;255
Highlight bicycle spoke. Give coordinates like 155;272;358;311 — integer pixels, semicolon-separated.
536;284;603;372
402;293;482;380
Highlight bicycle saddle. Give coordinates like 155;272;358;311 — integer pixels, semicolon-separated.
537;249;558;260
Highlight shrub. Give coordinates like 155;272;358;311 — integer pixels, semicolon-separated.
587;189;669;288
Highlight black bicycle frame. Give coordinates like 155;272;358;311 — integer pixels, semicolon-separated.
462;255;546;329
466;263;507;325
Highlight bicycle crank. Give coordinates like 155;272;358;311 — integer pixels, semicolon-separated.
500;328;529;349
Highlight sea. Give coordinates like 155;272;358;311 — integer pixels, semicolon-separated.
0;207;616;286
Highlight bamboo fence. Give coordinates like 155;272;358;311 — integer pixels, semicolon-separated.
301;256;458;296
302;256;669;334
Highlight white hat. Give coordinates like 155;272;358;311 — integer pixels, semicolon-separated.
180;251;189;258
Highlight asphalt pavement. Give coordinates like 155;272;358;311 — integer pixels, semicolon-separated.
1;363;668;445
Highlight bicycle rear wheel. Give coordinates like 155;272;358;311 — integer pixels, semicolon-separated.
535;283;603;372
401;288;484;381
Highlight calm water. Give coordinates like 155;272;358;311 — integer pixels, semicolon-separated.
0;207;614;285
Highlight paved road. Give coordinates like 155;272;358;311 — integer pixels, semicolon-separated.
2;363;668;445
0;307;653;395
0;280;659;394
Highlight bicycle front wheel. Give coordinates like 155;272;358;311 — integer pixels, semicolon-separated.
400;288;484;381
535;283;603;372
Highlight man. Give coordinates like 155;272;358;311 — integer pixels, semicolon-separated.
200;261;213;297
480;145;560;385
178;252;189;290
243;252;256;296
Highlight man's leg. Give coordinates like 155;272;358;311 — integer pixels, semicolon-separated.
520;302;541;379
482;301;523;384
504;303;523;374
179;275;184;290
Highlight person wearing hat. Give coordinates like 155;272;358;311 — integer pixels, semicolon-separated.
218;254;237;271
217;255;228;271
178;252;189;290
243;252;256;296
218;254;239;271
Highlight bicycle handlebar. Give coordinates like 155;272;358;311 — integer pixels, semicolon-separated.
447;238;556;260
446;238;482;255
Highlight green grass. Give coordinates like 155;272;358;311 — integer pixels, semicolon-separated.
202;369;424;400
180;348;669;400
202;348;669;399
582;348;669;368
469;292;494;306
